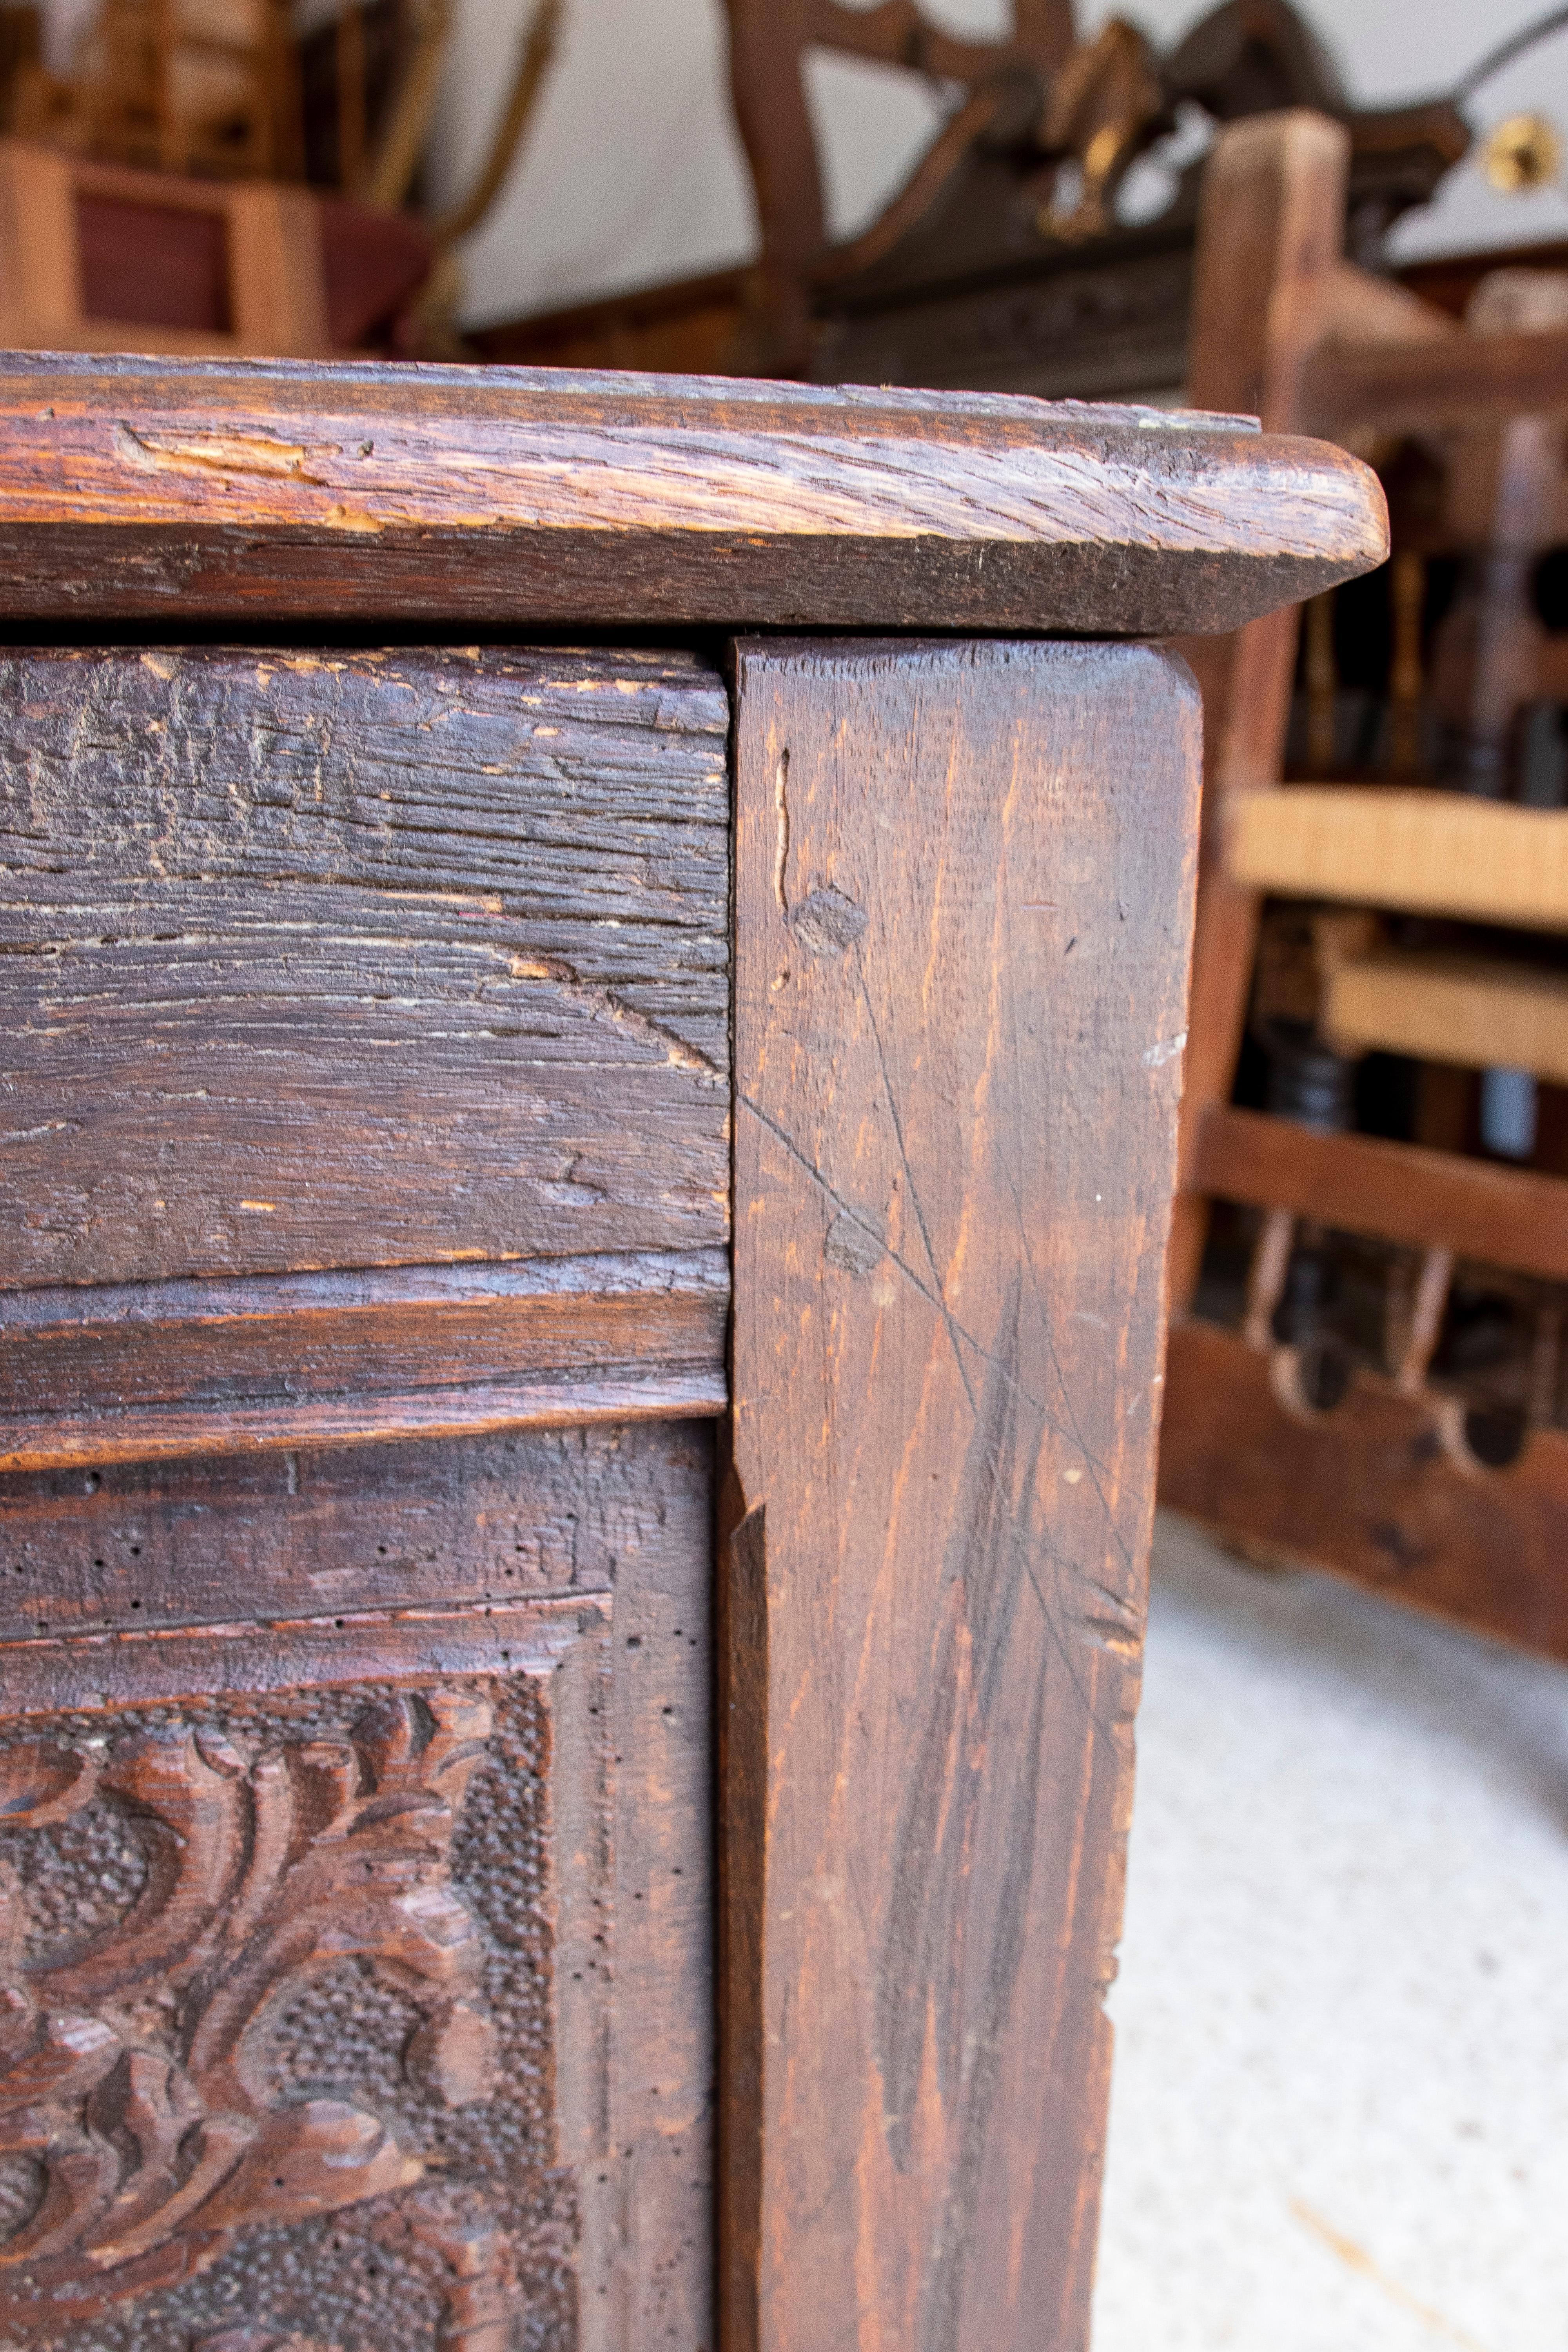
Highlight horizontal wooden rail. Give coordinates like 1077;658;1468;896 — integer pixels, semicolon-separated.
0;1251;730;1468
1160;1320;1568;1661
1303;323;1568;435
1194;1105;1568;1280
1227;788;1568;931
0;354;1387;630
1326;949;1568;1082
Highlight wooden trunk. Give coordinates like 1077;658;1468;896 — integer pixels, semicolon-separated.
0;356;1383;2351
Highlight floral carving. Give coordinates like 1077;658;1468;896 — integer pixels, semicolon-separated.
0;1691;509;2337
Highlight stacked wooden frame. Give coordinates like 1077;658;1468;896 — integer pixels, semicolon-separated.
1161;110;1568;1664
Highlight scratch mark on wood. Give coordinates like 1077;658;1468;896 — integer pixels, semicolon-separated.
506;951;724;1080
855;965;980;1419
731;637;1199;2352
737;1093;1139;1500
875;1300;1049;2352
773;750;791;916
114;423;335;485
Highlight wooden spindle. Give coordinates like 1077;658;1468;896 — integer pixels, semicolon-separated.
1306;589;1338;774
1397;1244;1453;1394
336;2;367;194
1529;1300;1563;1425
1243;1204;1296;1350
1388;548;1426;777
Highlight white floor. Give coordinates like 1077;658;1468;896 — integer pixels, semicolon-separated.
1092;1513;1568;2352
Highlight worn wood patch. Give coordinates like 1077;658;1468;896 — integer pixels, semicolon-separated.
0;644;730;1291
0;356;1387;634
728;639;1200;2352
0;1416;714;1641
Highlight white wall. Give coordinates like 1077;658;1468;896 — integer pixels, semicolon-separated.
430;0;1568;327
39;0;1568;321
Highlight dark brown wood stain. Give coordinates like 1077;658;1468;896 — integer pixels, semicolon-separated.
729;637;1200;2352
0;358;1381;2350
0;643;730;1292
0;1252;728;1467
0;356;1387;633
0;1417;714;1638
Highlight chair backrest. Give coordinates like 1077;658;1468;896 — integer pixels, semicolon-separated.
1170;108;1356;1305
719;0;1076;365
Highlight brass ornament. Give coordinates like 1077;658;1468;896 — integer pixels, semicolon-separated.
1482;112;1564;194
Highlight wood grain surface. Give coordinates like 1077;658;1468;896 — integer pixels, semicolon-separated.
1195;1106;1568;1283
0;355;1386;633
0;1252;727;1466
0;644;730;1292
727;639;1200;2352
1160;1319;1568;1661
0;1416;715;1638
589;1428;716;2352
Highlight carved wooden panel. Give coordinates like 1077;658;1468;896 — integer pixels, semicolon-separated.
0;1426;715;2352
0;1648;589;2349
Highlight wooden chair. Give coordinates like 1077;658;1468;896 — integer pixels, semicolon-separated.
720;0;1076;365
474;0;1465;385
1160;109;1568;1662
0;134;433;353
12;0;299;180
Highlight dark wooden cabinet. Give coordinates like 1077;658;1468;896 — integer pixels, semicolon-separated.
0;358;1383;2352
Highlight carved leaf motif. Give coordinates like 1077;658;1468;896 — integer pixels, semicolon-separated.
0;1687;508;2338
0;1998;120;2121
0;2133;119;2268
0;1740;100;1829
36;1733;248;2004
405;2000;499;2110
80;2053;250;2269
189;2098;424;2234
402;2197;517;2352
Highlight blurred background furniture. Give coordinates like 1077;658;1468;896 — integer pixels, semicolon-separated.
0;0;563;353
0;133;430;350
476;0;1471;381
1160;105;1568;1663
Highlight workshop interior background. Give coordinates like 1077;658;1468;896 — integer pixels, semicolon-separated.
448;0;1568;323
4;2;1568;2348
